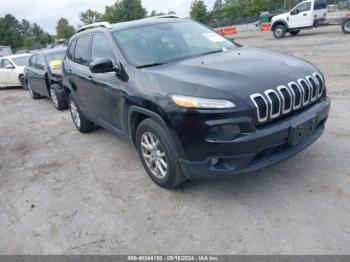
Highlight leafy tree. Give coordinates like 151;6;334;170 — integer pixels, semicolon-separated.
102;1;124;23
55;18;75;39
190;0;209;23
121;0;147;21
80;9;102;25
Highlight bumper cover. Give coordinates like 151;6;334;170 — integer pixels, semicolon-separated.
179;97;330;180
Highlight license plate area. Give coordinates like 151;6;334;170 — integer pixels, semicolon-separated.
288;116;318;146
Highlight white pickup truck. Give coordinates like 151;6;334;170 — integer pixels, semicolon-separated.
271;0;328;38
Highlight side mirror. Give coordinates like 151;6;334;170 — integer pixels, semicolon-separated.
90;58;116;74
291;9;300;15
5;64;15;69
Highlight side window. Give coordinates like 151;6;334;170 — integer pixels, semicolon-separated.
36;55;45;71
91;35;115;65
74;36;91;66
297;2;311;12
2;59;13;68
0;59;3;68
314;0;327;10
29;55;37;67
67;40;76;61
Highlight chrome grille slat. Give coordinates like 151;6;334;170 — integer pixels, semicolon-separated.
265;89;281;119
250;72;323;124
277;85;293;114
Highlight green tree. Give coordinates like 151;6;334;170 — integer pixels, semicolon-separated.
80;9;102;25
55;18;75;39
190;0;209;23
102;1;124;23
121;0;147;21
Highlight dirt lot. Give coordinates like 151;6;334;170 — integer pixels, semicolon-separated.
1;26;349;255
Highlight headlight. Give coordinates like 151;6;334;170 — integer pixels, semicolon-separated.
171;95;236;109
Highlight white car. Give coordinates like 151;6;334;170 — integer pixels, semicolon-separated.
0;54;32;89
271;0;328;38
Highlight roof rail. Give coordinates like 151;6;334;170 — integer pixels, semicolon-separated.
77;22;112;33
143;14;180;20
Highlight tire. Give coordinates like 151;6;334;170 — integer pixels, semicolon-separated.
136;118;186;188
273;25;287;39
342;19;350;34
50;84;68;111
68;95;95;133
27;82;41;100
290;30;300;36
19;75;27;89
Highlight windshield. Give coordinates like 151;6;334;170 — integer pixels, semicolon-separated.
113;21;236;67
12;55;31;66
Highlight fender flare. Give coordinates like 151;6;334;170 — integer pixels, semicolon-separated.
271;20;289;31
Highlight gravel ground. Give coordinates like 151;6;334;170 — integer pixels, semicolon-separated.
0;26;349;255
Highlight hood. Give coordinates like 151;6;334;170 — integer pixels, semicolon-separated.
272;13;289;22
141;47;320;101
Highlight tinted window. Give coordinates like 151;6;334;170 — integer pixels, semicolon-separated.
46;50;66;63
296;2;311;12
91;35;115;64
29;55;37;67
36;55;46;71
12;55;31;66
314;0;327;10
74;36;91;66
67;40;76;61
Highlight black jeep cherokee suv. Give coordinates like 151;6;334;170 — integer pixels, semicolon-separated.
62;18;330;188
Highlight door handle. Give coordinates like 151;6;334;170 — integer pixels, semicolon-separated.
68;69;72;73
303;14;307;16
87;76;93;79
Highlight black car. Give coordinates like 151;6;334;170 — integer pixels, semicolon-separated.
25;48;68;110
62;19;330;188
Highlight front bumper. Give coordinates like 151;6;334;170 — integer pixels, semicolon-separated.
179;97;330;180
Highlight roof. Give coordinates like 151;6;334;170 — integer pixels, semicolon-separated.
39;47;67;55
111;18;188;31
1;53;32;60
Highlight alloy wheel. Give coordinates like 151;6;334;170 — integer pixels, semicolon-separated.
141;132;168;179
50;89;58;108
70;100;81;128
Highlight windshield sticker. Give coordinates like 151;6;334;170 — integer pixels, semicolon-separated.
202;33;226;43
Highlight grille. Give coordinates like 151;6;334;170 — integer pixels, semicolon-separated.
250;73;324;124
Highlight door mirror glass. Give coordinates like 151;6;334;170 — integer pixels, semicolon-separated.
90;58;116;74
291;9;300;15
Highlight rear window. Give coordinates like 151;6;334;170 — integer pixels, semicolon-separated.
12;55;31;66
74;36;91;66
45;50;66;64
67;40;76;61
314;0;327;10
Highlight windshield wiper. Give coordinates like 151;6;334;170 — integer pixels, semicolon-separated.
199;49;224;57
136;62;166;68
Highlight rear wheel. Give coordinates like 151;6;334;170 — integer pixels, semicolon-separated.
290;30;300;36
273;25;287;39
342;19;350;34
19;75;26;89
68;95;95;133
50;84;68;111
27;82;41;100
136;118;186;188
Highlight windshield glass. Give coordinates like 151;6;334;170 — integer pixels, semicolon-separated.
12;55;31;66
113;21;236;67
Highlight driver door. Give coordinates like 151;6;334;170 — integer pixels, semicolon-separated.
289;1;313;28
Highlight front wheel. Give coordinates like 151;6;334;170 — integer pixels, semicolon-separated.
273;25;287;39
290;30;300;36
50;84;68;111
342;19;350;34
136;118;186;188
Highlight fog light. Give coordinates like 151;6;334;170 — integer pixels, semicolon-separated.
211;158;219;166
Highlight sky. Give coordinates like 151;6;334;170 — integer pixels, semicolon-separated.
0;0;216;34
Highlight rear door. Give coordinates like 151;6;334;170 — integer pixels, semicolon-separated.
26;55;37;90
289;1;313;28
67;35;93;114
86;33;124;129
